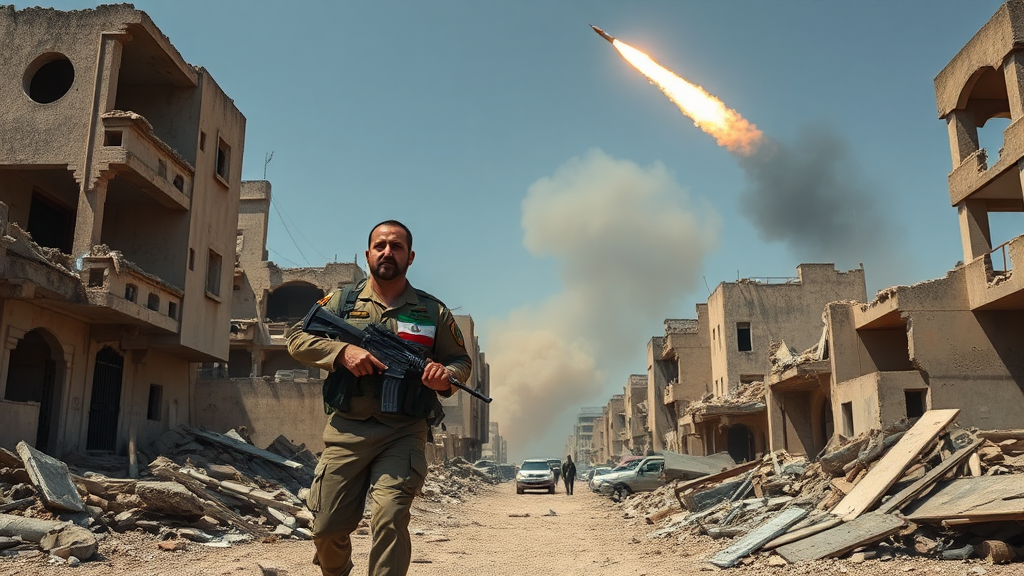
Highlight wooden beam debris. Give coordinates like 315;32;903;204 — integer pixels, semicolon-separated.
831;409;959;521
189;427;304;470
709;506;809;567
775;512;905;563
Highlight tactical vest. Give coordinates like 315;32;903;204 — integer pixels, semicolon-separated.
320;279;446;428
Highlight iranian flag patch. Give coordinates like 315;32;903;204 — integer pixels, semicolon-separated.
396;314;435;346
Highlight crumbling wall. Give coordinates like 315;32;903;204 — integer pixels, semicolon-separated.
194;377;327;455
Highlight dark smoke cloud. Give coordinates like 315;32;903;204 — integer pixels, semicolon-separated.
737;125;905;284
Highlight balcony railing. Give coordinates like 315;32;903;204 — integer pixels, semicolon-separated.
984;239;1013;278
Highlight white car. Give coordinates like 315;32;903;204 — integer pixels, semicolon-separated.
587;467;612;492
516;459;556;494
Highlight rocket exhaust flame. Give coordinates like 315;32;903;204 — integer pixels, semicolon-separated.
593;26;762;156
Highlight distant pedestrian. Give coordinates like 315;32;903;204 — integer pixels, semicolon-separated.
562;455;577;495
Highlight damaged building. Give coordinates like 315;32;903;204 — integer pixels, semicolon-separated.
658;265;866;463
0;5;244;456
820;0;1024;437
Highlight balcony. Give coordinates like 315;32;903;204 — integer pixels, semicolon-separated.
79;253;182;334
964;234;1024;310
95;112;193;211
265;321;291;347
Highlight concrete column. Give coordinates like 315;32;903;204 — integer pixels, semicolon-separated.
765;390;786;453
958;199;992;262
946;110;979;168
73;34;124;260
71;178;108;259
1004;51;1024;121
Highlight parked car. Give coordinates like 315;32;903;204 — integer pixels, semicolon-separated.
592;459;645;493
602;456;666;501
587;466;613;492
546;458;562;484
516;459;555;494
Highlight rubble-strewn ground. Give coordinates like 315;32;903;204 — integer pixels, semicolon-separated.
3;482;1022;576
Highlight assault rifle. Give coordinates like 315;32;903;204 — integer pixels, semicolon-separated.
301;303;492;412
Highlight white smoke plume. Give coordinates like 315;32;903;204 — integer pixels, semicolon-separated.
486;149;720;461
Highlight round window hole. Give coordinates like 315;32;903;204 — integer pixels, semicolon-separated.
25;54;75;104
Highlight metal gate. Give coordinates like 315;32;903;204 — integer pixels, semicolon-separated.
86;347;124;452
35;359;56;452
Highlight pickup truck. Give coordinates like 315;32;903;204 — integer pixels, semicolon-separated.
600;455;666;501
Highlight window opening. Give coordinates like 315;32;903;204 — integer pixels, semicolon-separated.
189;248;195;271
905;389;926;419
737;322;752;352
172;174;184;192
841;402;854;437
26;55;74;104
199;132;206;152
87;268;104;287
147;293;159;312
103;131;122;146
167;301;178;320
124;284;137;303
206;249;222;296
216;139;230;181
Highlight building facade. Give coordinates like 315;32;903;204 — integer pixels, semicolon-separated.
0;5;244;456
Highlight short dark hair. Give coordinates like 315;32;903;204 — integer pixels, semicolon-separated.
368;220;413;249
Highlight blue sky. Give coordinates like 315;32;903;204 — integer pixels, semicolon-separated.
33;1;1015;460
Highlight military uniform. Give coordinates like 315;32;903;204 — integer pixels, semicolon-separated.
287;280;471;576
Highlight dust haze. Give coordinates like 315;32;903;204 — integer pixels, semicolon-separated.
737;125;906;285
486;149;719;462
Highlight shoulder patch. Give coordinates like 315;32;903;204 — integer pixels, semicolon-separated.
450;320;465;348
348;310;370;319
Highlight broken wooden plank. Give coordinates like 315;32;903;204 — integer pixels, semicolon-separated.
775;512;905;563
831;409;959;521
904;476;1024;524
762;517;843;550
16;441;85;513
709;507;809;567
189;428;304;469
0;447;21;468
0;497;34;513
673;459;761;508
877;436;982;514
976;429;1024;443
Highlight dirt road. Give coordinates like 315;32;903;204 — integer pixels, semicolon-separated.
2;482;1019;575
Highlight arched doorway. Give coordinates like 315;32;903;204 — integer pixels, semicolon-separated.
727;423;755;464
266;282;325;323
86;346;124;452
4;329;63;453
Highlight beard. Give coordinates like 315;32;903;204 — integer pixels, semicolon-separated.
370;257;408;281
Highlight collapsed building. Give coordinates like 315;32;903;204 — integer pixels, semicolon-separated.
0;5;244;457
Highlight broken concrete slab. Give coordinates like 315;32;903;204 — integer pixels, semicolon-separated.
38;525;97;561
135;481;205;516
15;442;85;513
709;506;809;567
0;513;67;542
189;428;303;470
662;451;738;481
775;512;905;563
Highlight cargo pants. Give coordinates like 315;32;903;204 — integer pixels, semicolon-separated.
307;414;428;576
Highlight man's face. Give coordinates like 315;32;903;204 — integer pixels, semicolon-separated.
366;224;414;282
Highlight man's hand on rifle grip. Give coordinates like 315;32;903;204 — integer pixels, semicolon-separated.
336;344;387;377
421;360;453;392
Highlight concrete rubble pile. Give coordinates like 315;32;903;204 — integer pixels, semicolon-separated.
617;409;1024;568
420;457;498;504
0;425;322;565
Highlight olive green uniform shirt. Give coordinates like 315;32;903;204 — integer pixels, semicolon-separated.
287;280;472;427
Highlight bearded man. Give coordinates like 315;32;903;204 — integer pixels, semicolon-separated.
287;220;472;576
